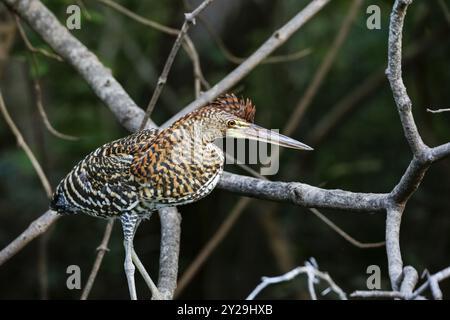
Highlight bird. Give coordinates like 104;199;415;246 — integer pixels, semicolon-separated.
50;93;313;299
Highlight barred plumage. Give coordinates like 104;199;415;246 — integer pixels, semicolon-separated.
50;93;312;299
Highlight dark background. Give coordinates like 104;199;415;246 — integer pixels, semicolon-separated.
0;0;449;299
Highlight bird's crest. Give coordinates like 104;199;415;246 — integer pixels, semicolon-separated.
211;93;256;123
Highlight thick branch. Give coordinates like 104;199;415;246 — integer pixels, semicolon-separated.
157;207;181;300
386;0;426;156
385;204;404;291
218;172;387;212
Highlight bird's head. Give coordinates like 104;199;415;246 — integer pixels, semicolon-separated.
182;93;313;151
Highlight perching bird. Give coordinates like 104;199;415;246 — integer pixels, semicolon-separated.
50;94;312;299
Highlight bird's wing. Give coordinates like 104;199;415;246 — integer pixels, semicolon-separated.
51;129;159;216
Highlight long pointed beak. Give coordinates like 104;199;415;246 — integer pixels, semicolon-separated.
227;124;313;151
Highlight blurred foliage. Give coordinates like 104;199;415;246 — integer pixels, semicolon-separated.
0;0;449;299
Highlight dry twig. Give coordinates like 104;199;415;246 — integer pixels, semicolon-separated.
246;258;347;300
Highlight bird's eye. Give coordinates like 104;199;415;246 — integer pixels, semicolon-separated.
227;120;236;127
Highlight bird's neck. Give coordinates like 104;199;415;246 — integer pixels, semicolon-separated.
156;121;224;164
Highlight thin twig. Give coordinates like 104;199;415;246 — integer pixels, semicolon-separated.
427;107;450;113
246;259;347;300
199;19;311;64
181;37;210;98
14;15;62;61
161;0;331;128
412;266;450;299
0;89;52;197
32;79;80;141
15;15;80;140
184;0;312;65
80;219;114;300
139;0;215;130
308;208;385;249
95;0;210;97
95;0;178;35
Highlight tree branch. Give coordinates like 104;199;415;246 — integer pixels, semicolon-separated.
383;0;450;293
386;0;426;157
0;210;59;266
2;0;450;300
157;207;181;300
161;0;331;128
0;90;52;197
218;172;387;212
139;0;214;129
3;0;155;131
80;219;114;300
246;259;347;300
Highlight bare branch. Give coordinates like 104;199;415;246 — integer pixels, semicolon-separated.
0;210;59;266
3;0;155;131
176;170;385;296
412;266;450;299
384;0;450;292
2;0;450;301
14;14;62;61
352;267;450;300
431;142;450;161
385;204;404;290
386;0;426;157
308;208;385;249
32;80;80;141
219;172;387;212
80;219;114;300
427;107;450;113
161;0;331;128
15;16;81;141
94;0;210;97
246;259;347;300
399;265;418;296
139;0;214;129
192;12;312;65
0;90;52;197
95;0;178;35
350;290;406;299
157;207;181;300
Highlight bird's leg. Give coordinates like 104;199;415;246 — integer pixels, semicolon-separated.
131;250;162;300
120;212;140;300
